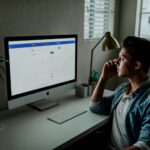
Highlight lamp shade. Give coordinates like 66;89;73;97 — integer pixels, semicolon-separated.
102;32;120;51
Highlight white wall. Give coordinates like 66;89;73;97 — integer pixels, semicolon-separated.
118;0;138;42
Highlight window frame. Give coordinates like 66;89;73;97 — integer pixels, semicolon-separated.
135;0;150;39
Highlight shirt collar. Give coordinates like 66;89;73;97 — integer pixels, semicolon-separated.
124;77;150;97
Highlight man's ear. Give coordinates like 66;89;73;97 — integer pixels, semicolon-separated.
134;61;142;70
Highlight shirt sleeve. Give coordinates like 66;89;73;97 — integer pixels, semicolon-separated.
89;83;126;115
133;141;150;150
137;97;150;148
89;99;102;107
89;94;114;115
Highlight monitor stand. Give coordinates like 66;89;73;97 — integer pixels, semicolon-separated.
29;99;59;111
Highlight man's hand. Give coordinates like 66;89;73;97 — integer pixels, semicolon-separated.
101;59;118;80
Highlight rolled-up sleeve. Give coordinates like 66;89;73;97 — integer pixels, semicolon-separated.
89;94;114;115
89;84;126;115
133;141;150;150
138;100;150;148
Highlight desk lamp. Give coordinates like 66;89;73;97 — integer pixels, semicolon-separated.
89;32;120;86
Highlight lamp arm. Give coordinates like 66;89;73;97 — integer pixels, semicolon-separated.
89;35;105;84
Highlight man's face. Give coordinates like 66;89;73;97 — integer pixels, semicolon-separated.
116;48;135;77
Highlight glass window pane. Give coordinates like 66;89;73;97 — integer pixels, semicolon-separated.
142;0;150;12
140;13;150;38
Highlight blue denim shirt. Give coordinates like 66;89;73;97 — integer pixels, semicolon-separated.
89;78;150;147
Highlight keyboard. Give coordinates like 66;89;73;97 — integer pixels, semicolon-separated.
47;107;87;124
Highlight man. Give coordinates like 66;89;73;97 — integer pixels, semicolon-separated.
89;36;150;150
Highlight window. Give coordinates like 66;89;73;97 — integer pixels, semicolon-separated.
84;0;115;39
135;0;150;39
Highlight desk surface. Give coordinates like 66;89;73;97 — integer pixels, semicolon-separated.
0;89;112;150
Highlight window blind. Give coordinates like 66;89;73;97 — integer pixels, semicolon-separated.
84;0;114;39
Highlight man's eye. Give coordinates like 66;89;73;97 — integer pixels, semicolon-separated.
121;57;124;60
119;58;121;61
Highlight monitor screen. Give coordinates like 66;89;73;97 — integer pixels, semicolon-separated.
5;34;77;109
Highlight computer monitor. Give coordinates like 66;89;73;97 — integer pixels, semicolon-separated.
5;34;77;110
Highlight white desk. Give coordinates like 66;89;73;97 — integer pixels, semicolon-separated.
0;89;112;150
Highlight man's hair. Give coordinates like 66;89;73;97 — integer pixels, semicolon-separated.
122;36;150;73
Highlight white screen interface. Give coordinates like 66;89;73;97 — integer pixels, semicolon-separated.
8;38;76;96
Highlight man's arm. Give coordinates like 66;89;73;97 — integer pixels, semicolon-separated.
91;60;117;103
91;76;107;102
